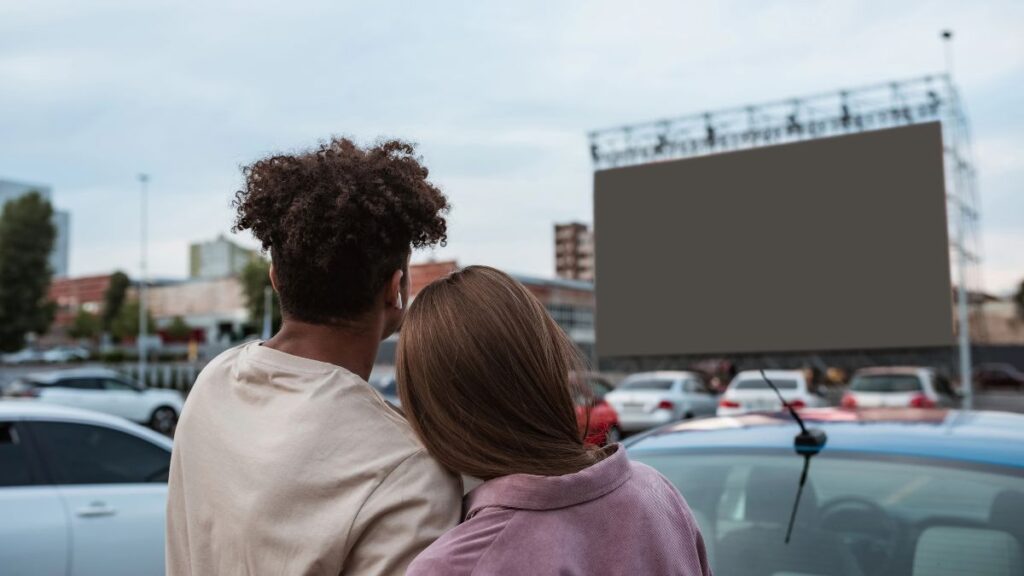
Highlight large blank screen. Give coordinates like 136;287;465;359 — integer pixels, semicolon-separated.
594;122;953;358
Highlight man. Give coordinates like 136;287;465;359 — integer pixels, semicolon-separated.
167;138;461;575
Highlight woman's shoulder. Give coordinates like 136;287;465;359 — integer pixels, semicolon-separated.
407;506;517;576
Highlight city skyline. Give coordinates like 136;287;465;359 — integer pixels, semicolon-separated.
2;1;1022;292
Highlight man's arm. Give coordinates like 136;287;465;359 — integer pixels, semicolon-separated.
342;450;462;576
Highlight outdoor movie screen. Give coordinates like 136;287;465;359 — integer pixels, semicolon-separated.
594;122;954;358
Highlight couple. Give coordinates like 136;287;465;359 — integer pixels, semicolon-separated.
166;138;710;576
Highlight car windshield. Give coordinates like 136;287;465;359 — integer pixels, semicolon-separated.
733;379;798;390
632;451;1024;576
619;379;674;391
850;374;923;393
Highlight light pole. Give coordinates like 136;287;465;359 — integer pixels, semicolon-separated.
138;173;149;385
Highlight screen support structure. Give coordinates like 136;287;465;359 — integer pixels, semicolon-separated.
588;74;982;408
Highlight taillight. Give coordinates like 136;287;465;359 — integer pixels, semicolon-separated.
9;388;40;398
657;400;674;410
787;399;806;409
719;398;740;408
909;393;935;408
841;393;857;408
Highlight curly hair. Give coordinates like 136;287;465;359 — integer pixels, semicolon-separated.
232;138;449;324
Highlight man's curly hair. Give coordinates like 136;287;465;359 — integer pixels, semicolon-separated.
232;138;449;324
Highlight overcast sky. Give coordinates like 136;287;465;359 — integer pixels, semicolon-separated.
1;0;1021;293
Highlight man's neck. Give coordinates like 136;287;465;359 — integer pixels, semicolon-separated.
263;317;383;382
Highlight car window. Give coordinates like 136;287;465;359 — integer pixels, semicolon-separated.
56;378;102;390
0;423;34;487
633;452;1024;576
102;378;137;392
587;378;613;398
850;374;923;393
30;422;171;484
620;379;674;391
732;379;798;390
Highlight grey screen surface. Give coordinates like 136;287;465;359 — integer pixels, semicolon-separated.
594;122;954;358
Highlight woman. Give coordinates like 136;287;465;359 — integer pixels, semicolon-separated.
398;266;711;576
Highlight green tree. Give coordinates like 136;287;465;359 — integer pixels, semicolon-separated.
0;192;57;351
164;315;193;341
110;299;155;343
102;271;131;332
239;258;281;335
68;309;101;340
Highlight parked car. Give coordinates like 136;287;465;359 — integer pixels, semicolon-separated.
3;368;184;435
841;366;958;409
573;373;621;445
717;369;827;416
41;345;91;363
1;348;44;365
974;363;1024;392
0;401;172;576
605;371;718;433
626;408;1024;576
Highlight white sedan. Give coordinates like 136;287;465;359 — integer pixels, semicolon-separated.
605;371;719;433
5;368;184;436
717;369;828;416
0;401;172;576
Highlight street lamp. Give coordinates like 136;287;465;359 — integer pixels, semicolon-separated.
138;173;149;385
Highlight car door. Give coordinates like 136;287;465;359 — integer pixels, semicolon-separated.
28;420;170;576
0;420;69;576
42;378;106;414
100;378;146;421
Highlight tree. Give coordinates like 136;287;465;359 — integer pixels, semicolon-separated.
0;192;57;351
239;258;281;335
110;299;155;343
102;271;131;332
164;316;193;341
68;309;101;340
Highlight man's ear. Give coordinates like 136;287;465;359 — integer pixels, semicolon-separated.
388;269;404;310
269;264;279;292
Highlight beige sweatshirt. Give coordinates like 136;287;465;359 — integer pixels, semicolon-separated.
166;341;461;576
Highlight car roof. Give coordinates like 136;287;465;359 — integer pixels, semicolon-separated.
0;400;173;449
734;369;805;379
24;367;123;383
625;408;1024;470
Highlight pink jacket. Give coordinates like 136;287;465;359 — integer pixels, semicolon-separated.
408;446;711;575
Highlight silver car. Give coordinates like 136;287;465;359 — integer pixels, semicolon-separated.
605;371;718;433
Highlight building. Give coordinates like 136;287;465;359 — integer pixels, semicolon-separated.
146;277;249;343
189;235;259;279
554;222;594;282
0;179;70;277
45;274;113;343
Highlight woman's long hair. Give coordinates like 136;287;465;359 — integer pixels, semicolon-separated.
397;265;601;480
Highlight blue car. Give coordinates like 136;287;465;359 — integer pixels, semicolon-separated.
626;408;1024;576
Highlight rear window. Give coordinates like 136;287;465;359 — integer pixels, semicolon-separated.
733;379;798;390
619;379;674;391
850;374;922;393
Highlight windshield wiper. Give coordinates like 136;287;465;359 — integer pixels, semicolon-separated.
759;369;827;544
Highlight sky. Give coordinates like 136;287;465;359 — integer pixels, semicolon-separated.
1;0;1021;293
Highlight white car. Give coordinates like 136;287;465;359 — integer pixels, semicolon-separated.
0;401;171;576
842;366;959;409
717;369;827;416
42;346;91;363
1;348;44;365
605;371;718;433
4;368;184;435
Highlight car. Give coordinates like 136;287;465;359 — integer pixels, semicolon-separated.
0;401;172;576
974;363;1024;392
605;371;718;433
573;373;621;446
368;367;401;407
3;368;184;435
41;345;91;363
1;348;44;365
717;369;827;416
626;408;1024;576
841;366;958;409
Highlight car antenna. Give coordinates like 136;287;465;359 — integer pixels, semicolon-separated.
759;369;827;544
